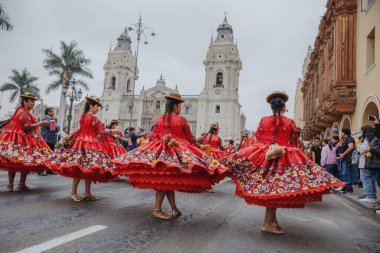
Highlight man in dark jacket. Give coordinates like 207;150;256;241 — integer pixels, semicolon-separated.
339;128;355;194
40;107;60;175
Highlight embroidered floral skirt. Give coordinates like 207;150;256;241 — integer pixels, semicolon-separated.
0;131;52;173
51;148;115;183
112;140;229;193
221;144;344;208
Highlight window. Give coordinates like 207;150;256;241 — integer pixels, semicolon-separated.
361;0;375;12
128;105;132;113
110;77;116;90
215;105;220;113
105;104;109;111
156;101;160;109
126;79;131;92
185;106;190;114
367;27;375;69
215;72;223;88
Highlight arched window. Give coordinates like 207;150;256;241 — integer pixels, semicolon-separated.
110;77;116;90
126;79;131;92
215;72;223;88
156;101;160;109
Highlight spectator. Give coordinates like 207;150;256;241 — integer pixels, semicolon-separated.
40;107;60;175
296;127;305;151
311;137;322;166
58;127;69;148
357;126;376;202
329;128;339;141
125;127;138;151
321;138;339;178
339;128;355;194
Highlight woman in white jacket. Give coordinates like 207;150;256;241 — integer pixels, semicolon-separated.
357;126;377;203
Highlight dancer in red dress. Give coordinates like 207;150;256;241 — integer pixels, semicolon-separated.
0;93;52;192
51;96;123;201
197;122;226;159
225;139;237;155
112;92;229;219
221;91;344;234
107;119;127;157
238;132;251;150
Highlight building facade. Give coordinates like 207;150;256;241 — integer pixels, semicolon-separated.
294;46;313;129
101;17;246;138
301;0;379;140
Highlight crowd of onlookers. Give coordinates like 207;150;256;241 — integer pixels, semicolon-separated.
303;120;380;214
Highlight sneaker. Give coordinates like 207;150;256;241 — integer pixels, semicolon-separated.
38;171;47;176
376;210;380;215
339;185;348;193
359;197;376;203
343;186;353;195
358;195;366;199
336;186;344;191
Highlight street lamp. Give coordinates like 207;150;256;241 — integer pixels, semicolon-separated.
127;15;156;127
65;79;83;133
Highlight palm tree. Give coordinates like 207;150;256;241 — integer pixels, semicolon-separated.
0;4;13;31
0;68;40;104
42;41;93;130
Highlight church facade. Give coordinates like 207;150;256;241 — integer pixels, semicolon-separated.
101;17;246;139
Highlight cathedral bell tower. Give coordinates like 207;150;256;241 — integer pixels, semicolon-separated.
102;28;137;126
196;16;243;138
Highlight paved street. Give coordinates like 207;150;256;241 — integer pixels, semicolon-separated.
1;174;380;253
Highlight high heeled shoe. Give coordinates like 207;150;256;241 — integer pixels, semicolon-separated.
6;184;13;192
17;183;32;191
152;209;171;220
172;208;182;218
70;194;81;202
83;192;98;201
261;224;285;235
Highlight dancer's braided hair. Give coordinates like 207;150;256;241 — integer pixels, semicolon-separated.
269;97;286;143
164;98;180;128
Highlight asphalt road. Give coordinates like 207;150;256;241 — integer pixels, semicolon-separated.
1;173;379;253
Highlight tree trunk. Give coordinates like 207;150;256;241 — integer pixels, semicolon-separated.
57;71;67;133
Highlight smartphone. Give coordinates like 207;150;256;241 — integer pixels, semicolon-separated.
368;115;377;122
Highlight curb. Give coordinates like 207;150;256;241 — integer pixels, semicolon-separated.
332;189;379;217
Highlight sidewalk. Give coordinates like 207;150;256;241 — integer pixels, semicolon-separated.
333;185;380;217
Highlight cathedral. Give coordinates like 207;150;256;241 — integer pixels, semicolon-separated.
101;16;246;139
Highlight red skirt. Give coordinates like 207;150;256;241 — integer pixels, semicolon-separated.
112;139;229;193
0;130;52;173
51;147;115;183
221;143;344;208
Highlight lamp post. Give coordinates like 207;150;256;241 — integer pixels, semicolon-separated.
63;79;83;133
127;15;156;127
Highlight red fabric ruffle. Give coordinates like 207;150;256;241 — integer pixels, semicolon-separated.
112;138;229;192
0;130;52;173
221;143;345;208
51;147;115;182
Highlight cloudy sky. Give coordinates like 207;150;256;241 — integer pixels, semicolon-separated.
0;0;326;130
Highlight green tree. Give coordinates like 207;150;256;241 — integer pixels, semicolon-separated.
0;69;40;104
0;4;13;31
42;41;93;129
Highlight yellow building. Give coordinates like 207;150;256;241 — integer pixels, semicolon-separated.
350;0;379;135
301;0;379;140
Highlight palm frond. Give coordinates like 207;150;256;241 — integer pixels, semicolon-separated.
75;79;89;91
9;90;19;102
0;5;13;31
45;80;62;94
0;82;18;92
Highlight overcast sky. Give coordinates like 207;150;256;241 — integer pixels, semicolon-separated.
0;0;326;130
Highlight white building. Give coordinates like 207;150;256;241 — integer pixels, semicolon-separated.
101;16;246;138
